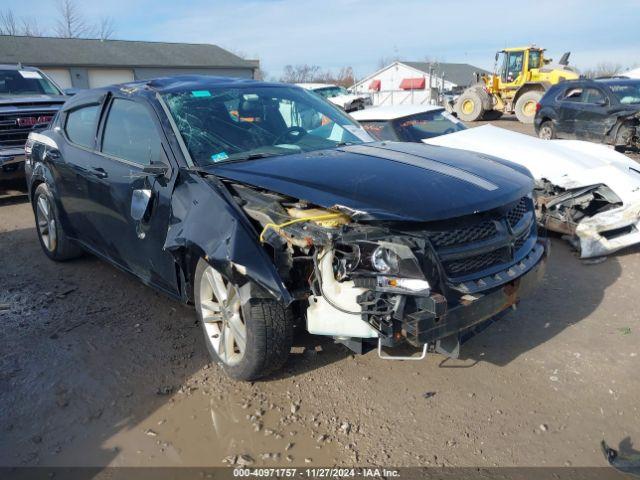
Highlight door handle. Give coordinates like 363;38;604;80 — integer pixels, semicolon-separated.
91;167;108;179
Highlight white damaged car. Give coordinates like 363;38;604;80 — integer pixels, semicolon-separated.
351;105;640;258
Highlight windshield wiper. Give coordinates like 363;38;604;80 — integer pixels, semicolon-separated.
222;152;281;163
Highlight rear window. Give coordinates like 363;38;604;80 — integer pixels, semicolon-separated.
65;105;100;148
606;82;640;105
392;110;466;142
360;121;399;141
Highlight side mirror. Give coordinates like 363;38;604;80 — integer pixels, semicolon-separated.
142;161;170;177
63;88;80;96
595;98;608;106
131;189;152;222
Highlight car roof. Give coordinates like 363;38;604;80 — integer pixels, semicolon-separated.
61;75;303;111
296;83;338;90
350;104;444;121
594;78;640;85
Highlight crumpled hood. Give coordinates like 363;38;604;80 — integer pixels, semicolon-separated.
206;141;534;222
424;125;640;204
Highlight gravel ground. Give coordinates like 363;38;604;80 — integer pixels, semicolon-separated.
1;119;639;469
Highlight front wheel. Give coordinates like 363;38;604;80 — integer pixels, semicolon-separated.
455;90;485;122
194;259;293;381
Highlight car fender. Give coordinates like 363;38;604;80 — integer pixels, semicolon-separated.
163;170;292;304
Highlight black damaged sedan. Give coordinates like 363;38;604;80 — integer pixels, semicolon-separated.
25;76;546;380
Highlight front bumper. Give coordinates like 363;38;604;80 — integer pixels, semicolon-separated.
0;148;26;170
403;240;547;345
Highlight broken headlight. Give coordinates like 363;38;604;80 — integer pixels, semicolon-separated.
371;246;400;274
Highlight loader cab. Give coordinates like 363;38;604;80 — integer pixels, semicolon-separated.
496;48;545;85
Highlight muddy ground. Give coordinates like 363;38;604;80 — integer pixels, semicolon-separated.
1;119;639;469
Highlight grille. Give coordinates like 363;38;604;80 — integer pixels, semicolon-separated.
427;195;535;280
444;248;509;276
429;220;497;248
507;197;528;228
514;231;529;251
0;112;55;148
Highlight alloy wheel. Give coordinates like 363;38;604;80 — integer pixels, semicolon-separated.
540;126;553;140
36;194;57;252
199;266;246;367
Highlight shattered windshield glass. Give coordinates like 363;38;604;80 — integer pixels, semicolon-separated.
162;85;372;165
607;82;640;105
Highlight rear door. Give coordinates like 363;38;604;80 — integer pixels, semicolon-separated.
578;87;612;141
86;95;179;294
54;100;106;241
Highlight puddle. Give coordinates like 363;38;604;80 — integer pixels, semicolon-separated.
40;378;338;467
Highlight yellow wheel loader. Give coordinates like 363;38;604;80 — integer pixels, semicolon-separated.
453;46;579;124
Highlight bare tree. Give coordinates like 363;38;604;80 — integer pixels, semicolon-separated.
280;64;322;83
55;0;91;38
0;10;19;35
21;18;46;37
97;16;115;40
583;62;624;79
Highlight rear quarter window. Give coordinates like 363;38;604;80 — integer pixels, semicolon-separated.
65;105;100;148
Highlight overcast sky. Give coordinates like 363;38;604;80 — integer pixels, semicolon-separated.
6;0;640;79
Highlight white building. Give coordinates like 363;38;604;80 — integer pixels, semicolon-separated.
352;61;489;107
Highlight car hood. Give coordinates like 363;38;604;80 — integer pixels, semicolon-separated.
205;141;534;222
0;95;66;106
424;125;640;204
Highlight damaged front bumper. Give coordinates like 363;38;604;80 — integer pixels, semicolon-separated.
392;240;547;347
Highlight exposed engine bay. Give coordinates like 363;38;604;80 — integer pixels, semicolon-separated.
227;180;546;355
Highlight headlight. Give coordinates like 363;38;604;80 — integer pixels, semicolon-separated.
371;246;400;274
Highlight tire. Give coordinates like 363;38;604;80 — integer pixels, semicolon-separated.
515;90;543;124
455;89;485;122
32;183;83;261
538;120;556;140
194;259;293;381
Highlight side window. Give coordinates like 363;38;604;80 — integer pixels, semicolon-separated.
584;88;606;105
65;105;100;148
563;88;584;102
102;99;161;165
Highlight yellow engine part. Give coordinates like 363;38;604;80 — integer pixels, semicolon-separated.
259;208;350;243
286;207;350;227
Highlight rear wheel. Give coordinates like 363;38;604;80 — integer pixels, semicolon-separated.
515;90;543;124
455;90;485;122
33;183;83;261
538;120;556;140
194;259;293;381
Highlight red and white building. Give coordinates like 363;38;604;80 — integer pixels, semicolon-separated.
352;61;489;106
